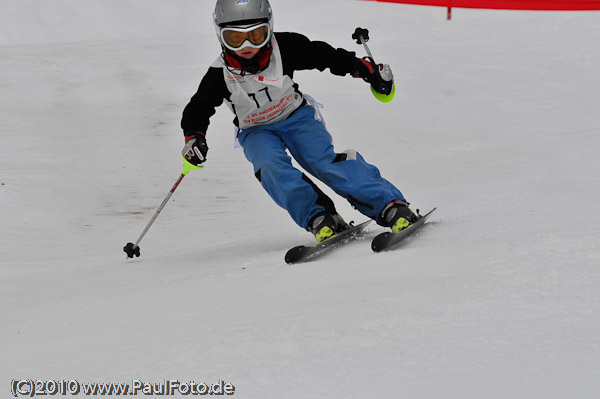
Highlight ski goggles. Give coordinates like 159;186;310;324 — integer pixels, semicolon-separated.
220;22;271;51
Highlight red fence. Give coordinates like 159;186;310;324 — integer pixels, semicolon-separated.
364;0;600;19
365;0;600;10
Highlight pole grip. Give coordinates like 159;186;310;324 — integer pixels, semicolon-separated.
182;155;204;175
352;27;395;103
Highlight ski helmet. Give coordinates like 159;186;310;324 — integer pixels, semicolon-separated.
213;0;274;49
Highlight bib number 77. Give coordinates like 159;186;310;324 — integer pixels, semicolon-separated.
248;87;272;108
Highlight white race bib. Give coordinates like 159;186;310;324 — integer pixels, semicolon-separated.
214;37;304;129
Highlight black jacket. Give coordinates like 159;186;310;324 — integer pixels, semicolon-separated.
181;32;359;134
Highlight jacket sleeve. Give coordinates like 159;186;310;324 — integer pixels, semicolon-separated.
181;66;229;134
276;32;359;78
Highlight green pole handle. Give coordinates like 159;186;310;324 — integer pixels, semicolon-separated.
182;156;204;175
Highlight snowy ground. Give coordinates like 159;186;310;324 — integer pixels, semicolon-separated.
2;0;600;398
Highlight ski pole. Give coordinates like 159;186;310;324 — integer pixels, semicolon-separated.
123;157;203;258
353;27;376;61
352;27;395;102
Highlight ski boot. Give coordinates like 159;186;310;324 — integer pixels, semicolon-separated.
309;213;349;242
381;200;419;233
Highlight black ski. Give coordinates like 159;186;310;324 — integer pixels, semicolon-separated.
371;208;436;252
285;220;372;264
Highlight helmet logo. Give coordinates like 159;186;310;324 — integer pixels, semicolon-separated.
235;0;250;5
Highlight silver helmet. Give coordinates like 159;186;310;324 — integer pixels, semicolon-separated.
213;0;274;49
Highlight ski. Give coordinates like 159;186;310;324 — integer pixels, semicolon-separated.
285;220;372;264
371;208;437;252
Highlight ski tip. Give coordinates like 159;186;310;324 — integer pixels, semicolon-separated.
371;208;437;253
371;233;391;253
284;245;307;264
284;219;373;264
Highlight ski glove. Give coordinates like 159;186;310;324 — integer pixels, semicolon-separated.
182;131;208;166
353;57;394;95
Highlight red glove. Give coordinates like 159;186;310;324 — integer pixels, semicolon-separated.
353;57;375;78
353;57;394;95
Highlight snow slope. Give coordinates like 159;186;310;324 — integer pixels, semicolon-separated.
1;1;599;398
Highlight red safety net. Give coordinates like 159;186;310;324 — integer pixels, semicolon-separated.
364;0;600;10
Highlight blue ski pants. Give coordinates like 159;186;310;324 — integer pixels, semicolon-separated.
237;104;406;230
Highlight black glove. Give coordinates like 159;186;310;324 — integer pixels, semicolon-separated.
182;131;208;166
353;57;394;95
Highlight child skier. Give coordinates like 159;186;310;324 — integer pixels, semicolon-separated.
181;0;418;243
